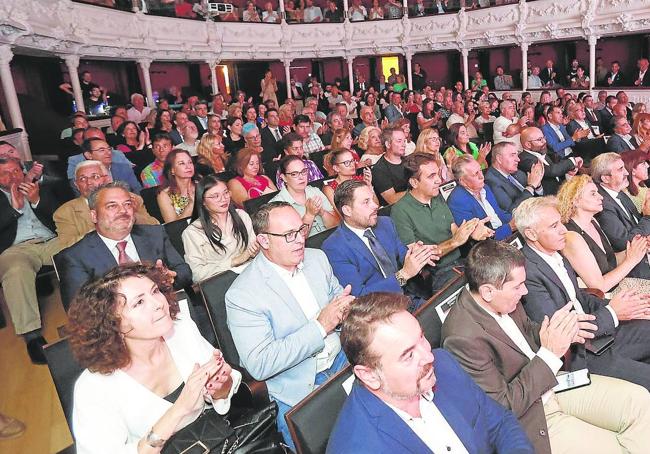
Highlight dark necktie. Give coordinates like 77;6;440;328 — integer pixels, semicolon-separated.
507;174;526;192
617;193;639;224
363;229;397;278
116;240;134;265
273;128;282;141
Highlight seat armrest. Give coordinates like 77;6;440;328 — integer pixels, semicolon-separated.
231;369;270;409
584;287;605;299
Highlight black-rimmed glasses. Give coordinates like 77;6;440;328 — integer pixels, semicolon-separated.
263;223;309;243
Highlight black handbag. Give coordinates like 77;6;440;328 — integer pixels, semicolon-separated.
162;410;238;454
230;401;286;454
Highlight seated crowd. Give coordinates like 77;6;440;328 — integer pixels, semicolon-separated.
7;62;650;453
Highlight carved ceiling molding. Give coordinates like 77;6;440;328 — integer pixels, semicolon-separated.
1;0;650;61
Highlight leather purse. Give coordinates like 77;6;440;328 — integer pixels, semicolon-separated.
162;411;238;454
229;401;286;454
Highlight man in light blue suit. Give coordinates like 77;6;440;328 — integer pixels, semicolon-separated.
322;179;439;305
327;292;533;454
225;201;354;450
542;105;590;159
447;155;514;240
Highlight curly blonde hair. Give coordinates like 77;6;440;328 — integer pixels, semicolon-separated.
357;126;382;152
196;133;228;171
556;174;593;223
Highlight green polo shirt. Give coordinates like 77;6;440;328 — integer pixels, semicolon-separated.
390;191;461;267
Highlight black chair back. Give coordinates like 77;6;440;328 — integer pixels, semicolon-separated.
140;186;164;223
163;217;192;257
309;151;326;176
43;337;84;433
377;205;392;217
415;274;467;348
197;270;241;366
308;178;326;191
286;366;354;454
482;122;494;143
305;227;336;249
243;191;279;216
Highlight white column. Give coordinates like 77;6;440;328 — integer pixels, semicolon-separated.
207;60;220;95
521;42;528;91
405;51;413;90
137;59;154;108
284;58;292;99
588;35;597;90
343;0;349;15
461;48;470;90
347;56;354;93
0;46;30;160
279;0;286;22
63;55;85;113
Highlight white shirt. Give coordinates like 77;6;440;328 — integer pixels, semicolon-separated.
97;233;140;264
267;261;340;371
386;392;469;454
303;6;323;22
126;106;151;123
549;122;573;156
575;120;595;139
529;245;618;327
601;185;636;223
477;297;562;404
492;116;521;150
473;188;502;229
344;222;390;278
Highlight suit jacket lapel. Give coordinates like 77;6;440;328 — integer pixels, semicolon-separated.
523;245;571;302
257;255;309;321
340;223;385;274
88;232;119;270
599;185;635;225
434;392;477;454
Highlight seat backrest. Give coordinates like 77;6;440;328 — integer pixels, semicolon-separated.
305;227;336;249
243;191;279;216
197;270;241;366
163;217;192;257
507;232;525;250
415;274;467;348
140;186;164;223
482;121;495;143
439;180;457;201
286;366;354;454
43;337;84;433
377;205;392;217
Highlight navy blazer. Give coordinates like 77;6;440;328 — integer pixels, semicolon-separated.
607;134;638;153
327;349;533;454
484;167;535;213
518;150;575;196
56;224;192;309
322;216;406;297
447;184;512;240
541;123;574;158
598;108;615;135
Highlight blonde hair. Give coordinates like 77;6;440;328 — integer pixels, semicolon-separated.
358;126;382;151
196;133;228;171
556;174;593;223
331;127;353;150
414;128;444;169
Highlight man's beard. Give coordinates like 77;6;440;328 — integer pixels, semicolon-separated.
378;362;434;401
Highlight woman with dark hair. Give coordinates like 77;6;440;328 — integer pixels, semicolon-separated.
416;98;439;132
443;122;490;169
157;149;196;222
621;149;650;212
69;262;241;453
271;155;340;236
183;175;257;281
115;120;155;173
322;149;373;209
223;116;245;155
150;109;174;136
227;148;277;207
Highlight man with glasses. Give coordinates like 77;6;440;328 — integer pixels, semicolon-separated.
275;132;323;189
519;127;582;195
54;160;158;249
76;138;142;195
225;201;354;450
607;116;638;153
0;157;63;364
140;133;173;188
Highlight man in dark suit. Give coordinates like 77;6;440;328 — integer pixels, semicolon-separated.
513;196;650;390
540;59;560;87
605;61;626;87
0;157;63;363
519;127;582;195
260;108;283;164
607;116;639;153
447;155;515;240
597;96;617;135
442;240;650;454
322;180;439;305
485;142;544;213
582;94;602;130
169;111;188;145
634;58;650;87
328;292;534;454
56;182;192;309
190;100;209;136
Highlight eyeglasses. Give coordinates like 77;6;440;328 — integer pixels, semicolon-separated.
90;147;112;153
428;136;441;142
530;137;546;142
77;174;105;184
205;190;231;201
284;168;308;178
263;224;309;243
335;159;355;167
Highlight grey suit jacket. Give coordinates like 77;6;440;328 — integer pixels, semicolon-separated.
442;289;557;454
225;248;343;406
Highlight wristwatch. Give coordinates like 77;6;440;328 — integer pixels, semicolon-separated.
146;428;166;448
395;270;408;287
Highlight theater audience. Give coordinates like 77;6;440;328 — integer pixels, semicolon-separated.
227;148;277;207
182;175;257;282
55;160;157;248
225;201;353;449
442;240;650;454
0;157;62;364
447;155;515;240
557;174;650;293
485;142;544;213
513;196;650;390
621;149;650;212
77;138;142;195
56;182;192;309
69;263;241;454
197;133;228;173
157;149;196;223
271;155;339;237
328;292;533;453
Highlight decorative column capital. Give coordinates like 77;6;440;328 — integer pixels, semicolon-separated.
404;49;413;61
519;41;529;52
282;58;292;68
206;59;220;70
460;47;470;57
137;58;152;71
61;54;81;68
346;55;354;65
588;34;598;46
0;45;14;67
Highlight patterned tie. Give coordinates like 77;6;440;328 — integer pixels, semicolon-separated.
116;240;134;265
363;229;397;278
274;128;282;141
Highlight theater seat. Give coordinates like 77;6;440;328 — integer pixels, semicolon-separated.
140;186;164;223
243;191;279;216
163;217;192;257
305;227;336;249
285;366;354;454
43;337;83;434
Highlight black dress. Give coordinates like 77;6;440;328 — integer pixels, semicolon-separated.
565;219;617;275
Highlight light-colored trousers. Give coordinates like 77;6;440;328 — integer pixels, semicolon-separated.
545;374;650;454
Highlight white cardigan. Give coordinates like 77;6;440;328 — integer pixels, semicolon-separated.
72;314;242;454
